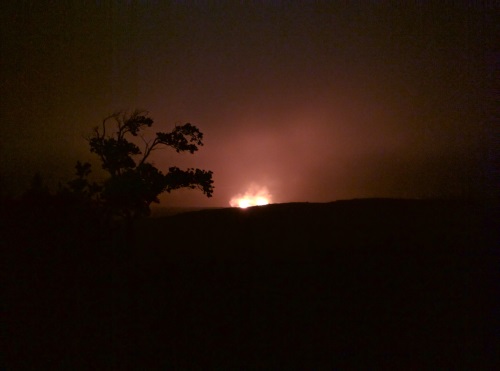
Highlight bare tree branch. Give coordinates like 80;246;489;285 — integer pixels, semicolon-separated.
101;112;119;139
139;137;160;166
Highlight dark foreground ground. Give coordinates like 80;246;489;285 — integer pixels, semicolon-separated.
3;199;499;369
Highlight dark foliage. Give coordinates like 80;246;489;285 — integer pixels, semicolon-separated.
77;110;214;221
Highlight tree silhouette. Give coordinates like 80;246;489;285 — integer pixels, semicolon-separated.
72;110;214;225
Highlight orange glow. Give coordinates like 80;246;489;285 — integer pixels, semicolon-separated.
230;184;272;208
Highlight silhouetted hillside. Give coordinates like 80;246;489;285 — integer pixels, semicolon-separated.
4;199;498;369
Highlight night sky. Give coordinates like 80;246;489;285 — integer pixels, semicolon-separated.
1;2;497;207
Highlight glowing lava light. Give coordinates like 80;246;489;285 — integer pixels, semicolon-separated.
230;184;272;208
238;199;252;208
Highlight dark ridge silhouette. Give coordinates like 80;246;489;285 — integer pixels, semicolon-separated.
150;205;224;217
3;198;498;369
